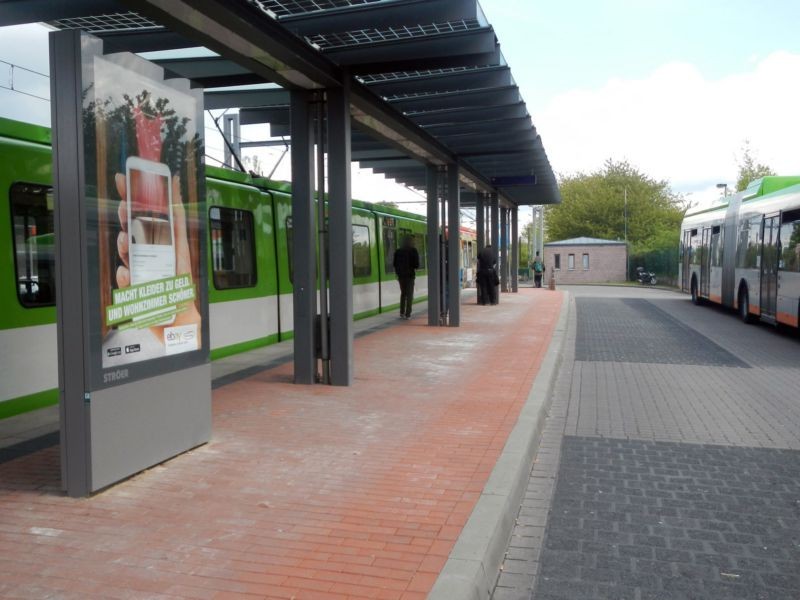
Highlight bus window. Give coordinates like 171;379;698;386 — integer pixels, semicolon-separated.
746;216;761;268
209;206;257;289
10;183;55;307
736;220;749;268
711;226;722;267
690;232;701;265
780;211;800;272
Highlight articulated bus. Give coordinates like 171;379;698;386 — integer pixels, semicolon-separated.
680;176;800;327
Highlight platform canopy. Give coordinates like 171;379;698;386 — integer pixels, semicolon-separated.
0;0;561;206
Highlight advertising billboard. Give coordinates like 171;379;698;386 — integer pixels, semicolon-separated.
81;39;208;390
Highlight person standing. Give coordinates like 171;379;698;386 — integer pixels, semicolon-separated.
532;250;545;288
393;235;420;319
477;244;497;305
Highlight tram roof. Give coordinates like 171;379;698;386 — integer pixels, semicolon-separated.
0;0;560;207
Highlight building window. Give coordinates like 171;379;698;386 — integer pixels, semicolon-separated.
11;183;55;307
582;253;589;270
568;253;575;270
554;253;561;270
209;206;257;289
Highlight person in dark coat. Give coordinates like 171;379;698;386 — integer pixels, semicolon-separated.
393;236;420;319
477;244;498;305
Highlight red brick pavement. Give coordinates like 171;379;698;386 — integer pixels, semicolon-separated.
0;289;563;600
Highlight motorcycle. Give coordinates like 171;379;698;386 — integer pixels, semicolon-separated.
635;266;657;285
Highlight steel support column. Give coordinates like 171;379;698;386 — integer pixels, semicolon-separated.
447;165;460;326
511;207;519;293
50;29;90;497
327;83;353;386
490;193;499;304
476;192;485;251
500;206;508;293
290;90;317;384
426;165;440;326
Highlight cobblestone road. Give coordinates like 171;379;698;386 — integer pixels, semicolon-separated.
492;286;800;600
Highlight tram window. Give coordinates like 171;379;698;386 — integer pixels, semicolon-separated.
285;216;294;283
209;206;257;289
383;223;396;274
413;233;426;270
780;216;800;273
10;183;55;307
352;225;371;278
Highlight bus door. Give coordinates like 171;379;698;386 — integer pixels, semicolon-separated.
700;227;711;297
760;214;780;320
681;230;692;292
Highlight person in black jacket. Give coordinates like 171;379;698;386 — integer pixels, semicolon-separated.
393;236;420;319
477;244;498;305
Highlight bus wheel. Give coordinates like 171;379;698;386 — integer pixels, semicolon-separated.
691;279;701;305
739;289;753;324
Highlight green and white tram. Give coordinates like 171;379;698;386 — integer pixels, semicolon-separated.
0;117;431;420
680;176;800;327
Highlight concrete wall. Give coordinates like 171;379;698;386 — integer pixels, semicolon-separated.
543;244;627;284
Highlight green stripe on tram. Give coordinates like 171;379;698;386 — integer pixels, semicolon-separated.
0;389;59;420
209;334;281;361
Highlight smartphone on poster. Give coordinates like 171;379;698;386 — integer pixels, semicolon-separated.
125;156;176;325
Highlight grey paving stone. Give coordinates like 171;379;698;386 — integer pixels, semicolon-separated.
492;289;800;600
574;298;749;367
533;436;800;600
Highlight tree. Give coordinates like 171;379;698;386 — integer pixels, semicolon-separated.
735;140;775;191
373;200;399;209
243;155;264;177
519;221;535;267
545;160;685;255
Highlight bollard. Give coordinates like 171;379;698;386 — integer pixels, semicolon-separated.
548;272;556;290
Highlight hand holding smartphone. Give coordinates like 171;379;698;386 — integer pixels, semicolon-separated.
125;156;176;325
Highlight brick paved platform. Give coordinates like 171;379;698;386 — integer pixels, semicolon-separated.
0;289;563;600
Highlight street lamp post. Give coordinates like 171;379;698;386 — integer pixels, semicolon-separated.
624;187;629;280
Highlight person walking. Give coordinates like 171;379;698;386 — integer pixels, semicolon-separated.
477;244;498;305
531;251;545;288
393;235;420;319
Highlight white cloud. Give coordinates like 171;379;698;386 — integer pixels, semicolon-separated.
536;51;800;194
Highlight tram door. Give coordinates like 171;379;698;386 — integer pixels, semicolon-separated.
760;215;780;319
681;230;692;292
700;227;711;297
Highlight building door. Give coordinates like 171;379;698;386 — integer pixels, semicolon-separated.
760;214;780;319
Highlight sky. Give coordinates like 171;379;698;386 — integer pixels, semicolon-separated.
482;0;800;206
2;2;800;216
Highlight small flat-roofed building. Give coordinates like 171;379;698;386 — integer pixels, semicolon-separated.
543;237;627;284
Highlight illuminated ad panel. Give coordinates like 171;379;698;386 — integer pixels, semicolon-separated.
81;37;208;390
